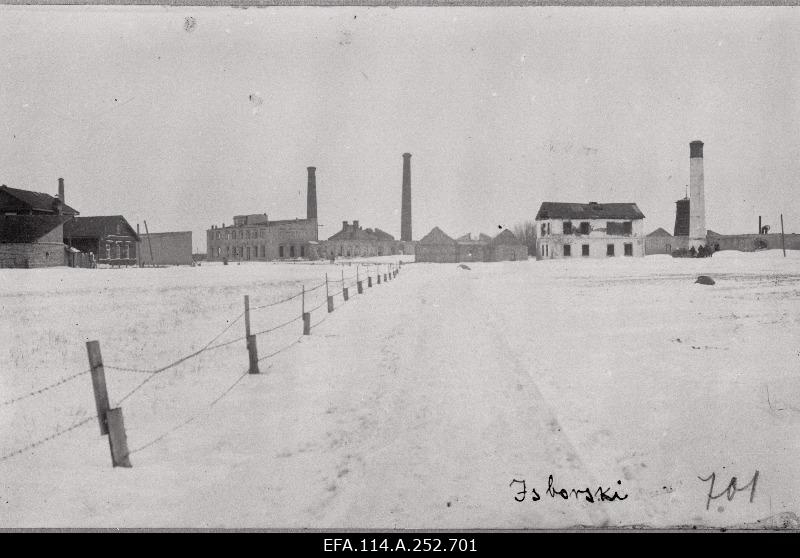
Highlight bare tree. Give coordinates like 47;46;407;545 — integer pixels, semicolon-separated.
512;221;537;256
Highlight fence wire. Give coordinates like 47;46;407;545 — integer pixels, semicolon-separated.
1;264;401;466
0;369;91;408
0;413;97;463
252;315;302;337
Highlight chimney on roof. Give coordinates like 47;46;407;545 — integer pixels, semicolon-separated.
353;220;359;230
342;220;348;231
401;153;412;242
58;178;65;206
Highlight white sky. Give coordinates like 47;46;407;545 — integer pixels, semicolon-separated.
1;6;798;250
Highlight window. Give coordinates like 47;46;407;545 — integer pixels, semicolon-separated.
290;245;295;258
106;242;112;259
623;221;632;235
300;245;305;258
563;221;572;235
216;247;221;257
130;243;136;258
582;244;589;257
580;222;590;235
541;223;547;236
607;244;615;257
279;246;284;258
563;244;571;257
624;243;633;256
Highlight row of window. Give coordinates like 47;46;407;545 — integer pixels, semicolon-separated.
540;221;633;236
212;228;305;241
541;243;634;257
213;245;306;259
104;242;136;260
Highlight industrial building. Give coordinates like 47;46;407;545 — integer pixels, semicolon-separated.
205;167;319;262
415;227;527;263
309;220;407;259
534;202;646;259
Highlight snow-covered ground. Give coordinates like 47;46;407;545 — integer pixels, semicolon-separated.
1;251;798;529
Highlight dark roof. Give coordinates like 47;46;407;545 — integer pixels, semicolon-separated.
0;185;79;215
418;227;456;244
488;229;524;246
328;224;395;242
63;216;140;241
535;202;645;221
0;215;70;243
647;227;672;237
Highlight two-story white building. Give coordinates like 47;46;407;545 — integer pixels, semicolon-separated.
534;202;646;260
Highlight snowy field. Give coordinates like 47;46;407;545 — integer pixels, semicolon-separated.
0;251;798;529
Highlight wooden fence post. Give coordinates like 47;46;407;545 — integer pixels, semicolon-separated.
86;340;110;435
326;273;333;312
86;340;132;467
244;295;260;374
781;214;786;257
106;408;132;468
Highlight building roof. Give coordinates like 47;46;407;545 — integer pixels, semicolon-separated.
418;227;456;244
488;229;525;246
647;227;673;237
456;233;492;243
63;216;140;241
0;215;71;243
0;185;79;215
327;223;395;242
535;202;645;221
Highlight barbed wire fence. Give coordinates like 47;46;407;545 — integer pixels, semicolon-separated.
0;260;404;468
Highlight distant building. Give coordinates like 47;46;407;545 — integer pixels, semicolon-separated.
486;229;528;262
0;215;72;268
0;180;78;217
0;179;78;268
645;227;675;255
309;220;408;260
64;216;140;266
138;231;193;266
206;167;318;262
415;227;527;263
534;202;646;259
415;227;458;263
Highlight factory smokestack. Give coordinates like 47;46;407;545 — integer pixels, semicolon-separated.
689;141;706;242
306;166;317;220
58;177;64;205
401;153;412;242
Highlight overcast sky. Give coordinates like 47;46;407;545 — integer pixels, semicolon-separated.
1;6;798;250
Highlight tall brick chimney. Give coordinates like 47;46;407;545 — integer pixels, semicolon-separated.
307;167;317;220
401;153;412;241
58;177;65;205
689;141;706;242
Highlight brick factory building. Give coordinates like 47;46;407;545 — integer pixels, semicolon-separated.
309;220;408;260
205;167;319;262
